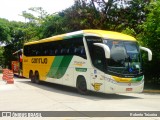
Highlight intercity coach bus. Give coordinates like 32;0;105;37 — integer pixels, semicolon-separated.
23;30;152;94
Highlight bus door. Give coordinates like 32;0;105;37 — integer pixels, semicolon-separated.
90;69;105;92
90;46;106;93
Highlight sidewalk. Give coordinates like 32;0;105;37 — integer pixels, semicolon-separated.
0;79;6;85
143;89;160;93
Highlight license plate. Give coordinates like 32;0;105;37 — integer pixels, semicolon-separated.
126;88;132;91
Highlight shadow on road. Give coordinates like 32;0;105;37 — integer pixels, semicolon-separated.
17;79;141;100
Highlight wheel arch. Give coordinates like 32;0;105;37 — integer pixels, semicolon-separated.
76;75;90;89
76;75;89;94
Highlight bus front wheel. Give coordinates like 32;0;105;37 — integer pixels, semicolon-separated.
76;76;88;95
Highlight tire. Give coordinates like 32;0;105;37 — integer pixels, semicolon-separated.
35;71;40;84
29;71;35;83
76;76;88;95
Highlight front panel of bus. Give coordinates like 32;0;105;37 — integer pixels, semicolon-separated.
85;36;144;93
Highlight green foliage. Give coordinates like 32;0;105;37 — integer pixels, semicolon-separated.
29;7;48;21
0;46;4;67
0;18;11;43
21;7;48;24
137;0;160;82
0;47;4;57
3;44;17;69
40;14;67;38
107;0;149;32
63;2;100;31
122;27;137;37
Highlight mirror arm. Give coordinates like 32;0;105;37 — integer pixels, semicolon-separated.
140;46;152;61
93;43;110;58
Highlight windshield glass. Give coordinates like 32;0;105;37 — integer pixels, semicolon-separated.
104;40;142;77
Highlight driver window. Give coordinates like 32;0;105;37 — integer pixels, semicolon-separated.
92;46;106;72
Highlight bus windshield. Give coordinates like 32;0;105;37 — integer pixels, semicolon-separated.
104;40;143;77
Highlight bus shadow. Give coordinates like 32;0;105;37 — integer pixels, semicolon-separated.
17;79;141;100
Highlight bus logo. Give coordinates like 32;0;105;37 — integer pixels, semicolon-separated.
31;58;48;64
92;83;102;91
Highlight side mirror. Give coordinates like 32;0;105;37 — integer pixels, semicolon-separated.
93;43;110;58
140;46;152;61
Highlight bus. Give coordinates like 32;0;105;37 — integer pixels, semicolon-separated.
23;30;152;94
12;49;23;77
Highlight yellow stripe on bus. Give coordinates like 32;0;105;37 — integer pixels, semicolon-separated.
112;76;132;82
25;29;136;46
83;30;136;41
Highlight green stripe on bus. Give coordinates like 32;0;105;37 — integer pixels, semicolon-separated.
47;56;73;79
47;56;64;78
63;34;83;39
131;76;143;82
55;55;73;79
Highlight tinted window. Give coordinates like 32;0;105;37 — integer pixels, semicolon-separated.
24;37;86;59
86;36;106;72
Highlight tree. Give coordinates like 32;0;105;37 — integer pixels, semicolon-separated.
21;7;48;24
94;0;150;31
62;0;150;32
138;0;160;83
40;14;67;38
0;18;11;44
29;7;48;22
21;11;36;23
63;0;102;31
116;0;150;32
0;7;49;68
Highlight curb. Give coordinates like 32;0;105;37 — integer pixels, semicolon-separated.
143;89;160;93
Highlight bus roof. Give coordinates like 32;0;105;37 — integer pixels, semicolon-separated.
83;30;136;41
24;29;136;45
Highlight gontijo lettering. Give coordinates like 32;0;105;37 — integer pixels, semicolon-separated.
31;58;47;64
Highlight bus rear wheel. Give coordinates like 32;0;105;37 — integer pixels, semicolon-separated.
35;71;40;84
29;71;35;83
76;76;88;95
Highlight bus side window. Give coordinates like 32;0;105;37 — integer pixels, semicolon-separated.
36;44;42;56
72;37;86;59
80;47;86;55
61;48;67;55
44;50;49;55
74;47;84;55
35;51;39;55
55;49;59;55
49;50;54;55
74;47;79;54
67;46;74;55
43;44;47;55
67;48;70;54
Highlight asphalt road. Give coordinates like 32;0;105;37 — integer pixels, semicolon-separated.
0;74;159;120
